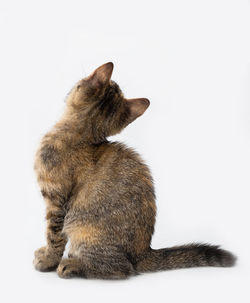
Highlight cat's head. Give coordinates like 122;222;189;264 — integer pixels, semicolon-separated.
65;62;149;142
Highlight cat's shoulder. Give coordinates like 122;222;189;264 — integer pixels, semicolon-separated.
109;141;136;153
107;141;146;163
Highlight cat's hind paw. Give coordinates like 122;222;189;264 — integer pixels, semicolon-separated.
57;258;83;279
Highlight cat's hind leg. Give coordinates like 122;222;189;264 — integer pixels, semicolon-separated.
57;245;136;279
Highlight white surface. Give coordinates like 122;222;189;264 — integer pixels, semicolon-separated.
0;0;249;302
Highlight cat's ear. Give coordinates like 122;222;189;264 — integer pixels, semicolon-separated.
87;62;114;88
126;98;150;123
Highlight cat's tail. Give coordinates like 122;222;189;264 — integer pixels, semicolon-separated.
135;244;236;273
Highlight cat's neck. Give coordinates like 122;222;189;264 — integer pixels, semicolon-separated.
44;112;106;148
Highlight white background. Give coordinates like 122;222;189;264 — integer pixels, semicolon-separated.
0;0;249;302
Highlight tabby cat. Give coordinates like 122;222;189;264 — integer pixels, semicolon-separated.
33;62;235;279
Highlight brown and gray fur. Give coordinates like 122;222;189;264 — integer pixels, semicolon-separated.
33;62;236;279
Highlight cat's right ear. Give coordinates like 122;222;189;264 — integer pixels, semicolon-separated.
126;98;150;123
87;62;114;88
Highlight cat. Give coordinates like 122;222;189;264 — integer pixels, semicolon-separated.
33;62;236;279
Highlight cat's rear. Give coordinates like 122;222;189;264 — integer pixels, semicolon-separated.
34;62;236;279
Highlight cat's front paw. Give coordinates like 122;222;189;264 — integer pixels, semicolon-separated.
33;246;61;272
57;258;82;279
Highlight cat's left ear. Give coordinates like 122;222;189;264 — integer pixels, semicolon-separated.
126;98;150;123
87;62;114;88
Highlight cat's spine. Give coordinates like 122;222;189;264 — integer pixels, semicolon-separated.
135;244;236;273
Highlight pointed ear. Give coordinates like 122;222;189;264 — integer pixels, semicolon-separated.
87;62;114;88
126;98;150;123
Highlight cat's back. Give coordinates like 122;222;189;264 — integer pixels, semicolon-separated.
74;141;155;205
91;141;151;178
68;141;156;252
